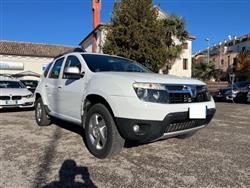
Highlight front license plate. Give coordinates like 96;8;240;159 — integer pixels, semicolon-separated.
5;100;18;105
189;105;206;119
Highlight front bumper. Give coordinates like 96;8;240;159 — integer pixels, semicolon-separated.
110;95;216;120
116;108;216;143
0;99;35;109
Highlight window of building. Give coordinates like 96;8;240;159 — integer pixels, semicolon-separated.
221;59;224;65
182;42;188;49
63;56;82;79
228;55;230;67
49;58;64;79
183;59;188;70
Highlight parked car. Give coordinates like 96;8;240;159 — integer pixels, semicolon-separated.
34;49;216;159
20;80;38;93
215;80;250;101
235;82;250;103
247;91;250;103
0;76;35;109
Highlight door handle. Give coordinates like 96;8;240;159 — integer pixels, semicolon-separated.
58;86;62;89
45;85;48;88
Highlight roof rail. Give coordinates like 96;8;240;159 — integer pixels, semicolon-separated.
54;46;86;59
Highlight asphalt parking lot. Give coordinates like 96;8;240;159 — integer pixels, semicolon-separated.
0;103;250;188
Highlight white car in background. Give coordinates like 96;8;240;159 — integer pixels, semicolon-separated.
0;76;35;109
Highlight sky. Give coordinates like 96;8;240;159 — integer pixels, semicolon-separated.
1;0;250;54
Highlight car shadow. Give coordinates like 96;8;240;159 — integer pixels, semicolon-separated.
0;107;34;113
51;117;141;149
42;159;97;188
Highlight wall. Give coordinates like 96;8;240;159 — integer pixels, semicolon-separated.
0;54;53;79
81;29;105;53
168;40;192;77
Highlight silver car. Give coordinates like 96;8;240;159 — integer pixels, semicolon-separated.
0;76;35;109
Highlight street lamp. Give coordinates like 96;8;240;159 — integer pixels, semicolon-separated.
219;42;222;69
205;38;210;63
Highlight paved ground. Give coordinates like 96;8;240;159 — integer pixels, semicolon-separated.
0;103;250;188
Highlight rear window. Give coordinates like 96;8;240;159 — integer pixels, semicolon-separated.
233;81;250;88
0;81;24;88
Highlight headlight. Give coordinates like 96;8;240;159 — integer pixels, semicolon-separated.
23;94;33;98
133;83;169;103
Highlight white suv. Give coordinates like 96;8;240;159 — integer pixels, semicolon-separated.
35;49;216;159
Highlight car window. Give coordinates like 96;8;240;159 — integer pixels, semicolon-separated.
0;81;24;88
63;55;82;79
21;80;38;88
43;63;52;78
49;58;64;79
82;54;150;73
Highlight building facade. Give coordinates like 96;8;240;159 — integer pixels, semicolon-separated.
193;33;250;72
0;41;74;79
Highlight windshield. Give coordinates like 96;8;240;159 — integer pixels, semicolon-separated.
82;54;150;73
21;80;38;88
232;81;250;88
0;81;24;89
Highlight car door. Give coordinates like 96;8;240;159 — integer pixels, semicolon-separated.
46;57;65;113
57;55;86;121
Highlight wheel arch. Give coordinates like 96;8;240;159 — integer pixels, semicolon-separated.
83;94;115;118
35;93;42;101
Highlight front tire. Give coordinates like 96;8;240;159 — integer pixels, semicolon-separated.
35;98;51;126
85;103;124;159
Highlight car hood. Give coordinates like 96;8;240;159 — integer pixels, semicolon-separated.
95;72;205;85
0;88;32;96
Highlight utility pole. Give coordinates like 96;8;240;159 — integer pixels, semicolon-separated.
205;38;210;64
219;42;222;69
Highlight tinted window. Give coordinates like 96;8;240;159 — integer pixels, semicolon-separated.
21;80;38;88
43;63;52;77
231;81;250;89
49;58;64;79
82;54;150;73
63;56;82;79
0;81;24;88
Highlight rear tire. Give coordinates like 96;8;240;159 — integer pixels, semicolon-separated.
85;103;124;159
35;98;51;126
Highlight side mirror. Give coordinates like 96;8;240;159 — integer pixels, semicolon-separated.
64;67;84;79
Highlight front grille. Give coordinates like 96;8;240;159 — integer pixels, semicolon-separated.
165;119;208;133
169;91;210;103
169;93;191;103
0;96;11;100
12;96;22;100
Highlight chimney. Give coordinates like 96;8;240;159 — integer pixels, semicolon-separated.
92;0;101;53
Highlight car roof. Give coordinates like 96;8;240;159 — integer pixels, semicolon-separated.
53;51;134;63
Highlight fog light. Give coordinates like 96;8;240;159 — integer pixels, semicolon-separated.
133;125;140;133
